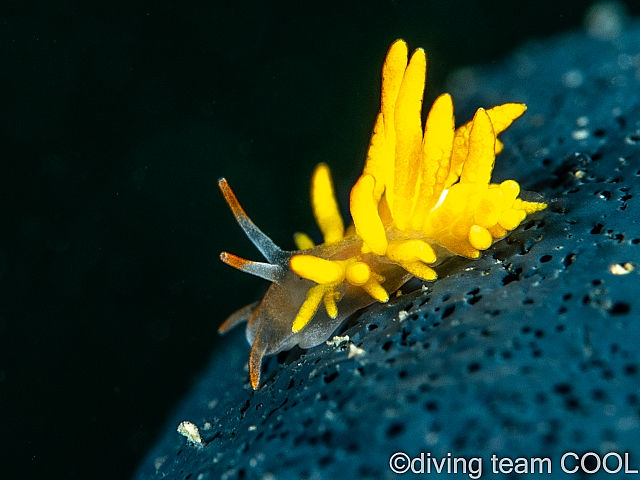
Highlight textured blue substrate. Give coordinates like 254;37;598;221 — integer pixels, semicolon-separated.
133;21;640;480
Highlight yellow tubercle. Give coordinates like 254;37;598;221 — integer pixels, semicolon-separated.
397;260;437;281
362;275;389;303
472;187;505;228
411;93;454;230
392;48;427;231
292;284;332;332
498;208;526;231
323;289;340;319
468;225;493;250
290;254;345;285
488;223;508;239
345;262;372;286
459;108;495;185
350;174;388;255
387;239;436;265
514;198;548;215
486;103;528;136
442;238;480;259
311;163;344;244
381;40;409;140
364;39;409;202
294;232;315;250
445;103;527;187
499;180;520;203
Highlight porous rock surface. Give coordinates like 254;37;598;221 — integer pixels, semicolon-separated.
133;21;640;480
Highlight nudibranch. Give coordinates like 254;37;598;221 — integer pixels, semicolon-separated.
218;39;547;389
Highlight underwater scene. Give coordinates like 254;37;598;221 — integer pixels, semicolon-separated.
2;1;640;479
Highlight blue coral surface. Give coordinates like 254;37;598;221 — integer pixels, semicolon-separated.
133;21;640;480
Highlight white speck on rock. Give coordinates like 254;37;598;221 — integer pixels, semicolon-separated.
326;335;349;347
177;420;204;447
572;129;590;140
348;343;365;359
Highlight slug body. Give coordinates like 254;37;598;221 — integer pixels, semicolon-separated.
218;39;547;389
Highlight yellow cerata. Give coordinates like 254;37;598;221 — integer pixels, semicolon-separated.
217;39;547;389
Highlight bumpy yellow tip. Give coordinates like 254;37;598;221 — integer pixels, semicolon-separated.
514;198;548;214
446;103;527;187
362;275;389;303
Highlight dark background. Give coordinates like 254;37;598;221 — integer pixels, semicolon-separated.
1;1;638;478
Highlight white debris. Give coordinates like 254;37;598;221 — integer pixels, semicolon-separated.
348;343;365;359
572;129;590;140
610;262;634;275
154;456;167;471
177;421;204;447
326;335;349;347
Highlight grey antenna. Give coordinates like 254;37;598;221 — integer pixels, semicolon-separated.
218;178;289;265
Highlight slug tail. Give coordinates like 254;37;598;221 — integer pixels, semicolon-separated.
218;301;259;334
248;326;268;390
